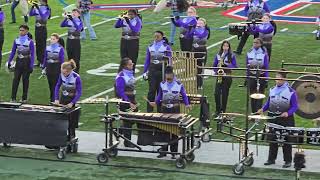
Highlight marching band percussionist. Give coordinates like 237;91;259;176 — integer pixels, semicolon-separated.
189;17;210;89
246;38;269;113
29;0;51;67
42;33;65;102
258;69;298;168
143;31;172;113
234;0;270;55
150;66;190;158
248;14;274;61
212;41;238;117
114;9;142;73
7;25;35;103
60;9;83;73
54;60;82;140
0;8;4;68
115;57;137;148
171;6;197;51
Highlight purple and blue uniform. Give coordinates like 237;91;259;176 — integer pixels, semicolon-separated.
29;5;50;26
114;17;142;38
213;52;238;73
60;17;83;39
0;10;5;67
115;69;136;103
144;40;172;73
249;22;274;43
189;26;209;48
172;16;197;39
244;0;270;20
246;47;269;77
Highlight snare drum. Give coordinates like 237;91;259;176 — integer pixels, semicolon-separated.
266;123;288;143
287;127;305;144
228;23;247;36
306;128;320;146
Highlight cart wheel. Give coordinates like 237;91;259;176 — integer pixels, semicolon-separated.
201;133;211;143
57;150;66;160
176;157;187;169
185;153;195;163
233;163;245;175
243;156;254;167
108;148;118;157
196;141;201;149
97;153;108;163
72;143;78;153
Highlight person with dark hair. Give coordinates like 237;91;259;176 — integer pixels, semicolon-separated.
258;69;298;168
7;25;35;103
10;0;28;24
115;57;137;147
114;9;142;73
78;0;97;40
60;9;83;73
212;41;237;116
171;6;197;51
248;14;274;61
143;31;172;112
54;59;82;141
246;38;269;113
234;0;270;55
149;66;190;158
189;17;210;89
29;0;51;67
0;8;4;68
42;33;65;102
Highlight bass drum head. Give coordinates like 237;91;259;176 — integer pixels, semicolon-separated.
291;75;320;119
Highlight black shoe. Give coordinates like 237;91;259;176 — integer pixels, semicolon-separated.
157;153;167;158
233;50;241;55
9;21;16;24
282;162;291;168
171;154;176;159
264;160;275;165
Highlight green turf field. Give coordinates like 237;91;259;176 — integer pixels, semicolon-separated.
291;4;320;16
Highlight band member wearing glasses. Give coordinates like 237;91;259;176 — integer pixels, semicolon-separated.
42;33;65;102
60;9;83;73
150;66;190;159
114;9;142;73
171;6;197;51
143;31;172;113
29;0;51;67
0;8;4;68
115;57;137;148
258;69;298;168
213;41;238;116
7;25;35;103
54;60;82;140
246;38;269;113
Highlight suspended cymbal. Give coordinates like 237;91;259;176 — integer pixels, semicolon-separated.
250;93;266;99
248;115;275;120
220;112;245;117
291;75;320;119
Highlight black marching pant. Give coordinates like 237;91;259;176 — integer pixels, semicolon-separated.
11;58;31;101
214;76;232;114
120;38;139;73
60;95;80;139
263;43;272;61
160;106;180;153
47;63;61;102
119;96;137;146
248;77;267;113
192;46;207;89
267;116;295;163
179;37;193;52
67;38;81;73
35;26;47;65
147;69;162;112
236;31;259;53
0;28;4;68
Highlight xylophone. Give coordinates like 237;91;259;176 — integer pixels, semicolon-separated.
0;102;81;159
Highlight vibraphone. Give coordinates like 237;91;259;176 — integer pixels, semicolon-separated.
0;102;81;159
97;112;207;169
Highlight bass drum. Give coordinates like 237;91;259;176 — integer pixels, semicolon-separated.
291;75;320;119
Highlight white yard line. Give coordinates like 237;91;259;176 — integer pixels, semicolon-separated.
161;22;170;26
0;3;10;7
312;30;317;34
285;3;312;15
206;35;237;49
50;15;60;20
219;25;228;29
280;28;288;32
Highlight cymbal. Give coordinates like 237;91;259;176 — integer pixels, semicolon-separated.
220;112;245;117
250;93;266;99
108;98;130;104
248;115;275;120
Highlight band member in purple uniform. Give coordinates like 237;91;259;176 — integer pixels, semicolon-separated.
114;9;142;73
213;41;237;116
143;31;172;113
29;0;51;66
60;9;83;73
189;17;210;89
7;25;35;102
0;8;4;68
42;33;65;102
246;38;269;113
171;6;197;51
54;60;82;140
248;14;274;60
115;57;137;147
258;69;298;168
150;66;190;158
